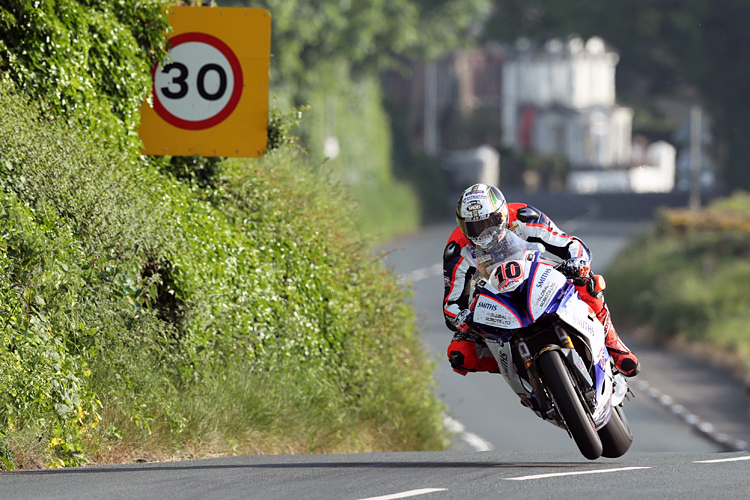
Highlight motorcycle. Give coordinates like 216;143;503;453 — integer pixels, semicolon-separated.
469;230;633;460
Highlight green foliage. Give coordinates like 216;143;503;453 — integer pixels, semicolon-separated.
157;155;224;190
0;0;171;150
297;76;421;240
0;0;464;467
217;0;491;237
0;78;446;467
266;99;309;152
607;193;750;371
386;99;452;224
219;0;490;86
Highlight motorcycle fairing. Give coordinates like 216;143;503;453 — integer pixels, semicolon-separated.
475;250;617;428
555;287;614;426
474;253;567;336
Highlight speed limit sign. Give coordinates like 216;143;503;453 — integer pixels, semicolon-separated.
139;7;271;157
152;32;244;130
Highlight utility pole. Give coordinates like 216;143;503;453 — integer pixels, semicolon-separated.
424;61;439;156
689;105;702;211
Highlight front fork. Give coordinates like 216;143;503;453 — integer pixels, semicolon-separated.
515;329;596;423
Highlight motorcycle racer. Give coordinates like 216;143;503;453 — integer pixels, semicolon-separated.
444;183;640;378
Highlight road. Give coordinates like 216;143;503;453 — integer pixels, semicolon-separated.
2;450;749;499
381;188;750;455
3;191;750;499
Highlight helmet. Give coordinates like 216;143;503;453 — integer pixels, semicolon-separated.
456;184;509;248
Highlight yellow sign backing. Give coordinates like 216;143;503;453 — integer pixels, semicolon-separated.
139;6;271;157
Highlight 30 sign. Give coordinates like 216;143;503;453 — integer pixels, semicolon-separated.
153;32;243;130
139;7;271;157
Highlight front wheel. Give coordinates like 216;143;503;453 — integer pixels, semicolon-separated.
598;404;633;458
537;350;603;460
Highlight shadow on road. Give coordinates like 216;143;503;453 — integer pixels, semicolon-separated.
12;459;614;475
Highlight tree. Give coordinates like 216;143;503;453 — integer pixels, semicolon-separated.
482;0;750;189
219;0;490;87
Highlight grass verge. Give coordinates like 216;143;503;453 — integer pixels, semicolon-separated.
606;192;750;383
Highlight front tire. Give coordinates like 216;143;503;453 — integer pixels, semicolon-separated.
537;350;603;460
598;404;633;458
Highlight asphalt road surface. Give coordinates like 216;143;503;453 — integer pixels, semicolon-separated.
3;191;749;499
2;450;749;499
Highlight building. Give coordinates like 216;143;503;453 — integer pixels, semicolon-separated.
502;36;633;170
382;44;505;155
382;36;678;193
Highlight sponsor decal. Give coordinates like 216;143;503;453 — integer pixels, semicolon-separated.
573;314;596;337
535;283;556;307
535;267;552;288
498;350;510;375
477;300;498;312
466;201;483;218
483;311;519;327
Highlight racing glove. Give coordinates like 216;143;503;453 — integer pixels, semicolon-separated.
452;308;473;335
562;257;591;283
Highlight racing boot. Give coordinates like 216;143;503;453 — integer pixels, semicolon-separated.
598;305;640;377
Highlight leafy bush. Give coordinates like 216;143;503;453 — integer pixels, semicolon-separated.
0;78;446;468
607;193;750;373
292;75;421;240
0;0;170;149
0;0;448;468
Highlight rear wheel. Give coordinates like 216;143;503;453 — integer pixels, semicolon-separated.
598;404;633;458
537;350;603;460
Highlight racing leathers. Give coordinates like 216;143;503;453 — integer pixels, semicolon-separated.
443;203;640;377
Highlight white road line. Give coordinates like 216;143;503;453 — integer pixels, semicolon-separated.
631;379;749;452
397;263;442;284
356;488;447;500
503;466;651;481
443;415;493;452
398;265;495;453
693;455;750;463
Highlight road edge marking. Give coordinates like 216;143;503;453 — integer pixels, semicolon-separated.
356;488;447;500
503;466;651;481
397;263;442;284
631;379;749;452
443;415;493;452
693;455;750;464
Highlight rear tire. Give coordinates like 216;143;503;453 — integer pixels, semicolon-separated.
598;404;633;458
537;350;603;460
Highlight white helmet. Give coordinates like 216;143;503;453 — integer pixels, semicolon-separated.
456;184;509;248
